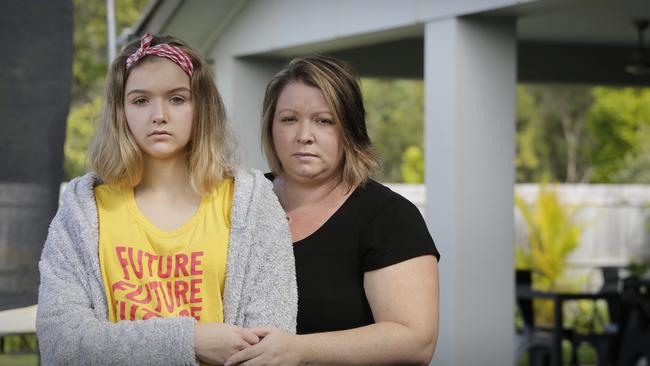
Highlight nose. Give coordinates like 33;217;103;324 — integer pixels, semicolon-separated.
151;99;166;124
296;120;314;144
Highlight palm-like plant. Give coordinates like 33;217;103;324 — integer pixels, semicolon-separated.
516;184;582;290
516;184;584;326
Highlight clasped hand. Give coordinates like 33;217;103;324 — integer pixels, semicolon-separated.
195;324;300;366
224;327;301;366
194;323;260;365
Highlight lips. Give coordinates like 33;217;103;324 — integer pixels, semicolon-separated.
292;152;319;163
149;130;171;137
293;152;317;158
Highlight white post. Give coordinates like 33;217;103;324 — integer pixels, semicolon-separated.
213;56;286;170
424;16;517;366
106;0;116;65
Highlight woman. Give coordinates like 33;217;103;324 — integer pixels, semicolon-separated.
36;34;296;365
225;55;440;366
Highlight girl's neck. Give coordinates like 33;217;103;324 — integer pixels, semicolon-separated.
137;155;192;195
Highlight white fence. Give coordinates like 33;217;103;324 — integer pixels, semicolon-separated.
386;183;650;268
61;182;650;267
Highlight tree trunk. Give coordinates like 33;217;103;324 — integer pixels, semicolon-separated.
0;0;73;310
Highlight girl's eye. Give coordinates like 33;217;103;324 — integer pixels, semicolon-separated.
132;97;147;105
170;96;185;104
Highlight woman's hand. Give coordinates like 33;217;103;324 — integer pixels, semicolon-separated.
194;323;260;365
224;327;302;366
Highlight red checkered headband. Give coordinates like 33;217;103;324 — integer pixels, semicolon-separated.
125;33;194;76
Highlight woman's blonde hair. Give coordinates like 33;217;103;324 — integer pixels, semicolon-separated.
261;55;378;190
88;34;233;194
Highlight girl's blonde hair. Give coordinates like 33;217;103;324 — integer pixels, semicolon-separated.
261;55;378;190
88;34;233;194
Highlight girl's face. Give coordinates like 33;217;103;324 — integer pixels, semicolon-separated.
124;58;193;162
272;81;344;184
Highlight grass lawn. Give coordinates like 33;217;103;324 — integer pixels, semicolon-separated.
0;333;39;366
0;354;39;366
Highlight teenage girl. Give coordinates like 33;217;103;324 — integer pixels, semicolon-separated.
36;34;296;365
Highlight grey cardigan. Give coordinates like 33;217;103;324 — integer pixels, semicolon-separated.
36;169;297;365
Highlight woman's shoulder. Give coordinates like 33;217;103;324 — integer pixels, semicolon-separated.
355;179;414;210
349;180;430;234
357;180;439;265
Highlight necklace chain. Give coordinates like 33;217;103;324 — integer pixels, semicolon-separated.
278;177;342;224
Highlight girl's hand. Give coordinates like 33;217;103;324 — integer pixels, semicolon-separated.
224;327;302;366
194;323;260;365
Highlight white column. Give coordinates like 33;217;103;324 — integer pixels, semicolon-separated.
424;17;517;366
214;56;285;171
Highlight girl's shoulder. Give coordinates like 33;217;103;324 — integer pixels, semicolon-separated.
60;172;101;204
51;172;102;236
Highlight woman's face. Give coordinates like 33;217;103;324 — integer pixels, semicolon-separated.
123;58;194;162
272;81;344;184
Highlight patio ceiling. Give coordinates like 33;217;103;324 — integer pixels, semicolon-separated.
135;0;650;85
319;0;650;85
328;0;650;85
502;0;650;85
511;0;650;46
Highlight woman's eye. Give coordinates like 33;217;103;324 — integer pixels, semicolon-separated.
280;116;297;123
132;97;147;105
316;118;333;125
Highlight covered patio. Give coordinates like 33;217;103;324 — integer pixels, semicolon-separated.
131;0;650;364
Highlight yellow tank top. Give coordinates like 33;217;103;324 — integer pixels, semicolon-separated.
96;179;233;324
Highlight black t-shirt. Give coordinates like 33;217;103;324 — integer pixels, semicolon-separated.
266;175;439;334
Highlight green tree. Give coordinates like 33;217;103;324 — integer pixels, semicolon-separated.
615;140;650;183
401;145;424;183
516;84;594;183
587;87;650;183
64;95;102;178
72;0;148;103
516;84;650;184
361;78;424;182
516;85;547;182
64;0;148;179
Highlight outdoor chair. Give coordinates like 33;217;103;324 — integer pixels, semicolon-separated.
568;267;623;366
515;269;570;366
616;277;650;366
